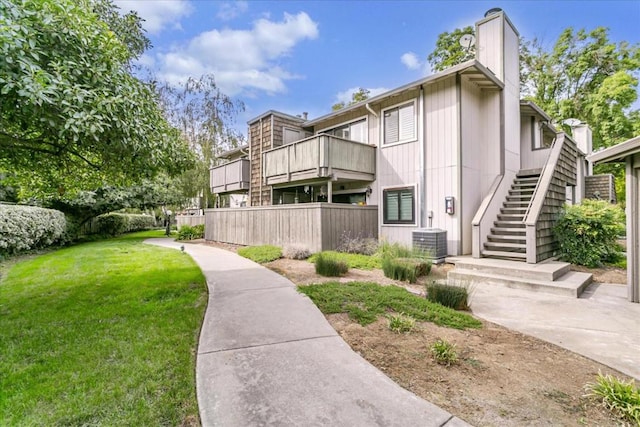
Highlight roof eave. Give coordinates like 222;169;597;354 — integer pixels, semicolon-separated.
303;60;503;127
588;135;640;164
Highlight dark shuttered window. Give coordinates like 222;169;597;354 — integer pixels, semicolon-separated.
383;187;415;224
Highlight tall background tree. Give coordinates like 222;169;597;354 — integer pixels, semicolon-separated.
428;25;640;202
159;75;245;209
1;0;245;224
332;88;371;111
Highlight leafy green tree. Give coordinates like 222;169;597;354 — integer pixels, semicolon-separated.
332;88;371;111
427;26;475;73
0;0;193;198
160;75;245;208
522;28;640;149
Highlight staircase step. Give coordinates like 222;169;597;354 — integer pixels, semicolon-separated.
504;201;530;207
509;189;534;195
448;257;571;280
487;234;526;242
484;242;526;250
501;207;527;213
517;169;542;177
494;221;526;228
514;176;540;183
512;181;537;187
480;250;527;259
497;214;525;221
506;195;532;201
447;268;592;297
491;227;526;235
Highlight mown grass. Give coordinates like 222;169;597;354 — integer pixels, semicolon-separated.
298;281;481;330
308;251;380;270
237;245;282;263
0;230;207;425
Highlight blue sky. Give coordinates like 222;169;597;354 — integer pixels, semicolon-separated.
114;0;640;134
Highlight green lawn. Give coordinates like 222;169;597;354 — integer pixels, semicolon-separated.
299;281;481;330
0;230;207;425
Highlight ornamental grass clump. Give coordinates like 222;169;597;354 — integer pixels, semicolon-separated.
426;282;469;310
315;253;349;277
430;339;459;366
381;257;431;283
585;373;640;424
387;313;416;333
283;244;312;260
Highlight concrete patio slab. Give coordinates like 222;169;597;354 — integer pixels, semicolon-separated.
470;282;640;380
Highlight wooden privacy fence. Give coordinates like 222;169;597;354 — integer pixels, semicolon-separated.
205;203;378;253
176;215;206;228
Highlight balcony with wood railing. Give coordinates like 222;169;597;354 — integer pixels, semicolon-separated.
210;158;250;194
262;134;376;185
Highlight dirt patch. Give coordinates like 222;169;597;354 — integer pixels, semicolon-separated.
572;264;626;284
330;314;622;426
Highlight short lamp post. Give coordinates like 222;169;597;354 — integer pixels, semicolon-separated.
165;209;173;236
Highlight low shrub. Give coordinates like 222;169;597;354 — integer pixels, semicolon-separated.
430;339;458;366
283;244;311;260
387;313;416;334
554;199;625;267
308;251;379;270
126;214;156;232
379;241;415;259
177;224;204;241
96;213;129;236
381;257;431;283
585;373;640;424
426;282;469;310
315;253;349;277
337;231;379;255
0;204;66;257
237;245;282;263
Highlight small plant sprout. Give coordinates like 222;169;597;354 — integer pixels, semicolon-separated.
430;338;459;366
387;313;416;333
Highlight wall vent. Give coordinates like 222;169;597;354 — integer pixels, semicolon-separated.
412;229;447;263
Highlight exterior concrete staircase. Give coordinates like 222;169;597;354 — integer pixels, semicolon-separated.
482;169;541;260
447;257;593;297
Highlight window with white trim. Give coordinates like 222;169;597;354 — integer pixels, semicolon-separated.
324;118;367;143
383;102;415;145
383;187;415;224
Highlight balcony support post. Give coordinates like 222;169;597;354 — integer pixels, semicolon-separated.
327;180;333;203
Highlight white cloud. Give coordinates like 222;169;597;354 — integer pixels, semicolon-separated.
157;12;319;95
114;0;193;34
217;1;249;21
334;87;389;105
401;52;421;70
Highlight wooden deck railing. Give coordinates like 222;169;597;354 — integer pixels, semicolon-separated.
263;135;376;185
210;158;250;194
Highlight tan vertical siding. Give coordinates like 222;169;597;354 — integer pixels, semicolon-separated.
377;90;421;247
424;76;459;254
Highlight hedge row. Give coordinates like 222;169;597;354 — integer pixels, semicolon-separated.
95;213;156;236
0;204;66;257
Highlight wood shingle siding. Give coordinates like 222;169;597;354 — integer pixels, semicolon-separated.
585;174;617;203
526;135;578;262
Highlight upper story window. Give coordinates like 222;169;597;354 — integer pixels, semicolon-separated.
323;118;367;143
383;101;416;145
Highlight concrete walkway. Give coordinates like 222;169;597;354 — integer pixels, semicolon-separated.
146;239;469;427
470;282;640;380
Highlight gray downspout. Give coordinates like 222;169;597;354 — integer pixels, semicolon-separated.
419;86;425;229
